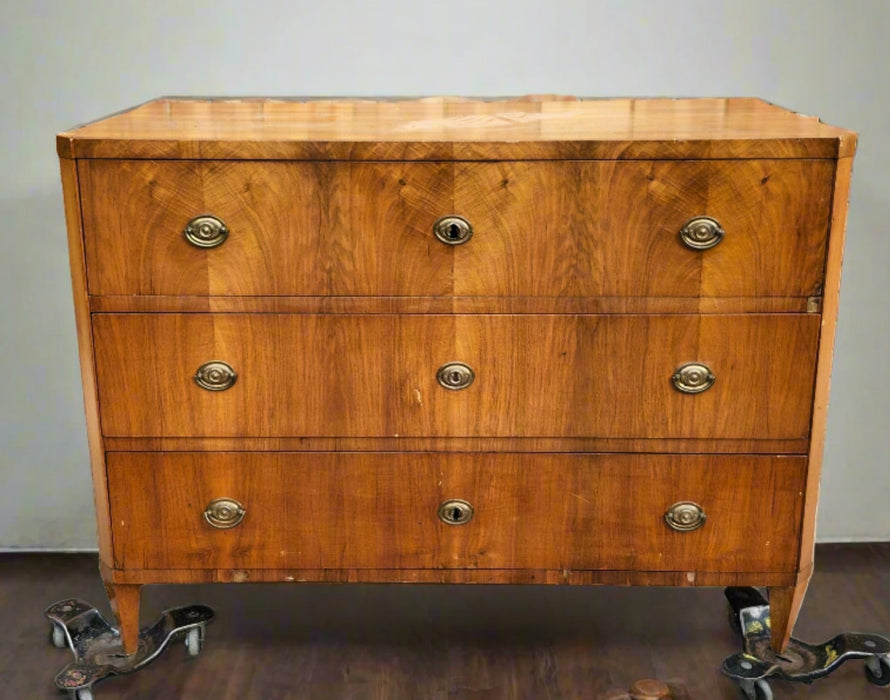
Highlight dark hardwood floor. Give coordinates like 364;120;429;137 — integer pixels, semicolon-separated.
2;544;889;699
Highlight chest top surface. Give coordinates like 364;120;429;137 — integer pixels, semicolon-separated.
57;96;856;161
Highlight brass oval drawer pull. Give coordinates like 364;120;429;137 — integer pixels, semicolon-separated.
204;498;246;529
436;362;475;391
665;501;706;532
433;215;473;245
679;216;724;250
194;361;237;391
438;499;474;525
184;214;229;248
671;362;715;394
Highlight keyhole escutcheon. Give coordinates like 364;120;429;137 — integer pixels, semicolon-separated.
436;362;475;391
433;215;473;245
438;499;474;526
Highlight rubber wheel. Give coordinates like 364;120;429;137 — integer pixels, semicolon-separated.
185;627;203;657
72;688;93;700
865;655;890;686
727;602;742;635
740;679;773;700
51;623;67;649
754;680;774;700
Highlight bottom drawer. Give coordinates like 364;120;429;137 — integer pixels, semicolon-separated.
106;452;805;573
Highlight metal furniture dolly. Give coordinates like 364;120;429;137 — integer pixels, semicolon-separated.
46;598;213;699
723;587;890;699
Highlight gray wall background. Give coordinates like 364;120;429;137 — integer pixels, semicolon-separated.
1;0;888;549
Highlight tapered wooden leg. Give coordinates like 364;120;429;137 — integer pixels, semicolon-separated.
104;581;142;655
769;578;810;653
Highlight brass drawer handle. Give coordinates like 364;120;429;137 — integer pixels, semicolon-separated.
194;361;237;391
438;499;474;525
679;216;724;250
436;362;475;391
204;498;246;529
665;501;706;532
184;214;229;248
671;362;715;394
433;215;473;245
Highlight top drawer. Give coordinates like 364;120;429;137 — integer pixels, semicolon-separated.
79;159;833;298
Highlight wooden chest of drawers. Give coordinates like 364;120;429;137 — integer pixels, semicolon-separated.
58;96;856;657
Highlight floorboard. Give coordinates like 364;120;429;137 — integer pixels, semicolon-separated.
3;543;889;698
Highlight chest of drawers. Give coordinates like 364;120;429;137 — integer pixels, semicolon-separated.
58;96;856;658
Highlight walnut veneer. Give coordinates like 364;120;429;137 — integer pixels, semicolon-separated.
58;96;856;657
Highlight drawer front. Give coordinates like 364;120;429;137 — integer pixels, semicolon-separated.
454;160;832;298
80;159;832;298
80;160;454;297
93;313;819;439
106;452;806;572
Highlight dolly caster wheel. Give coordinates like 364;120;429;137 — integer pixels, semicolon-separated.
738;678;773;700
51;622;67;649
47;598;214;695
727;602;742;635
185;626;204;657
865;655;890;686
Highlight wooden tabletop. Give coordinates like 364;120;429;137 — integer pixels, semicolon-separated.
57;96;856;160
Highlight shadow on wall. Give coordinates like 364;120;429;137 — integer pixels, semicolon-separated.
0;189;97;550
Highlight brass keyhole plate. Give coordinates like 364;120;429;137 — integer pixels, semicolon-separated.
436;362;475;391
433;215;473;245
438;499;474;525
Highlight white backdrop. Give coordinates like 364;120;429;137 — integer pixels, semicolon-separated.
1;0;888;548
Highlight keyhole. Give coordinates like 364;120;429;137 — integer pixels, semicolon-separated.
434;216;473;246
450;371;461;384
439;499;473;525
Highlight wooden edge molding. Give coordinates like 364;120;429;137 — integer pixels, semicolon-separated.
60;157;113;568
58;137;844;161
798;156;855;576
109;567;798;587
88;295;812;315
101;437;810;454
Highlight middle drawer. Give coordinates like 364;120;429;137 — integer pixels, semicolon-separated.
93;313;819;439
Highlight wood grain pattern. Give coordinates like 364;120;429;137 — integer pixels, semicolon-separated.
57;97;856;160
91;313;820;439
80;160;453;296
454;160;832;299
799;157;855;579
103;579;141;655
102;436;809;454
88;295;812;314
108;566;797;588
59;158;114;566
771;156;856;653
79;159;831;299
106;452;806;573
768;578;811;655
58;97;856;656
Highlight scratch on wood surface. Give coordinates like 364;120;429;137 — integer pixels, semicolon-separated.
570;493;591;505
413;387;423;406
